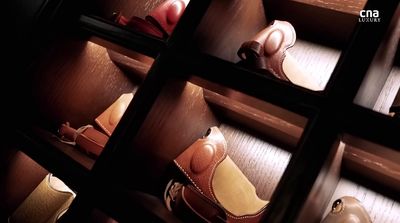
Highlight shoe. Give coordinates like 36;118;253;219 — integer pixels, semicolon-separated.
113;0;189;39
108;0;189;79
237;20;322;91
321;196;372;223
145;0;190;37
57;122;109;158
166;127;268;223
95;92;134;136
8;174;75;223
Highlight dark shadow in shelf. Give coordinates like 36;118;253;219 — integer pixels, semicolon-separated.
103;78;298;222
94;184;183;223
297;136;400;223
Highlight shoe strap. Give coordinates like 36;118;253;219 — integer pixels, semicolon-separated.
237;20;296;82
58;123;108;157
172;184;227;223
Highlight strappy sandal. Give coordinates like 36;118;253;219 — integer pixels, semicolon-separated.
238;20;322;91
164;127;268;223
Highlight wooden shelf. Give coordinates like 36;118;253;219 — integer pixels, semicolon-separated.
12;126;93;192
325;178;400;223
79;15;165;58
4;0;400;222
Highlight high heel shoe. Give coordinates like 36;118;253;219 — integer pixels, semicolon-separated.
165;127;268;223
237;20;322;91
321;196;372;223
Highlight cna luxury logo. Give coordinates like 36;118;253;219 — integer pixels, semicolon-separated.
359;10;381;22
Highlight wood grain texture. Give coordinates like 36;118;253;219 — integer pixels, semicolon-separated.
33;127;96;171
342;134;400;193
289;39;341;90
354;7;400;109
374;66;400;114
324;178;400;223
292;0;366;15
296;141;344;223
219;124;292;200
116;81;219;194
0;149;48;216
30;39;138;130
90;0;163;19
265;0;359;47
204;90;305;148
193;0;267;62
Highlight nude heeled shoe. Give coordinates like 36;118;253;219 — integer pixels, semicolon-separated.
321;196;372;223
165;127;268;223
238;20;322;91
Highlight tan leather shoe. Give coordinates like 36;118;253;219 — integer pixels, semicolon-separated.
321;196;372;223
167;127;268;223
95;93;134;136
237;20;322;91
58;122;109;158
108;1;189;77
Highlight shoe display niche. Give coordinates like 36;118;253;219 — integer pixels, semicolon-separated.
3;0;400;223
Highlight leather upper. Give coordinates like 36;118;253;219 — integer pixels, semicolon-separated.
173;127;268;223
237;20;296;81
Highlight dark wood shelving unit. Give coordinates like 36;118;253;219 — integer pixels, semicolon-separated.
3;0;400;222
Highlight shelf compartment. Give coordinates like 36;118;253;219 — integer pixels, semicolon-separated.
342;134;400;192
12;126;92;192
27;37;140;130
343;104;400;150
175;52;323;117
100;76;309;222
192;0;267;63
86;0;163;21
354;6;400;111
191;0;342;92
203;88;306;149
79;15;165;59
297;137;400;223
0;141;49;219
265;0;367;47
14;34;145;189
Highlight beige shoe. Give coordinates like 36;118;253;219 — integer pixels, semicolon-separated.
321;196;372;223
238;20;322;91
